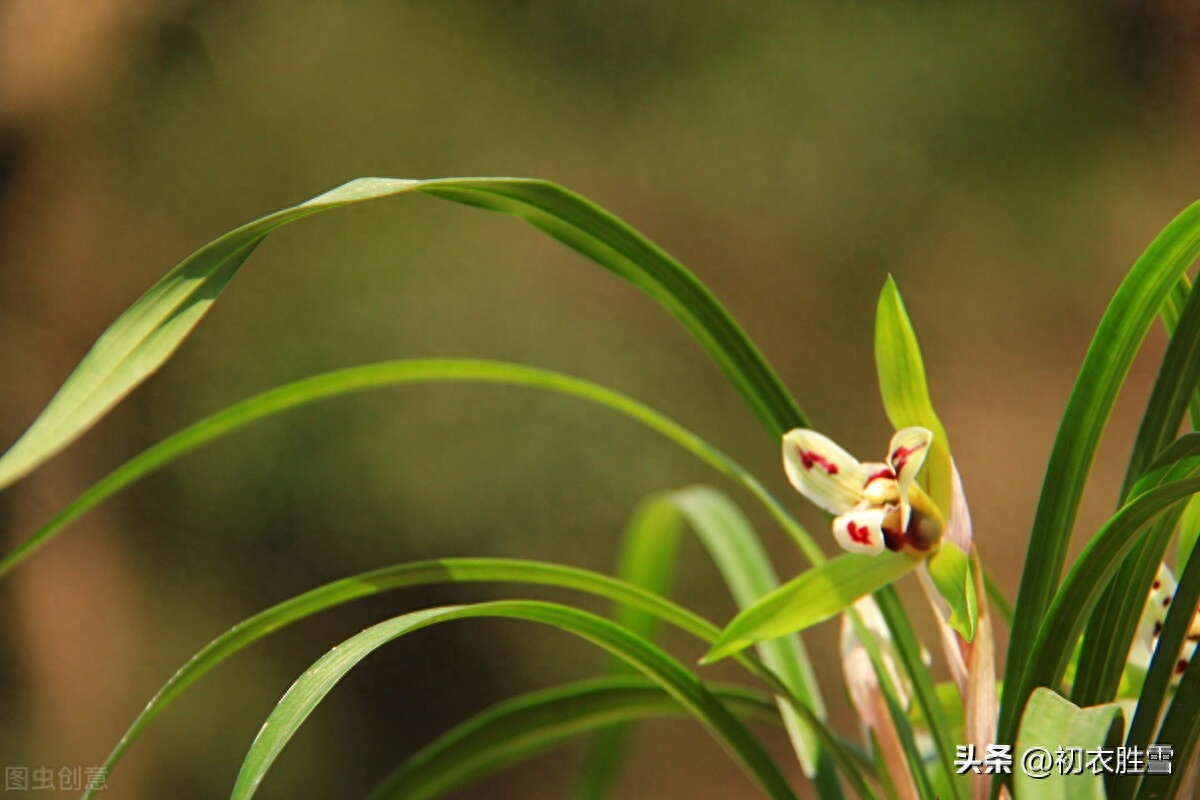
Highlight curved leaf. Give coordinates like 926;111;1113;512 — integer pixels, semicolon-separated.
365;677;779;800
0;176;805;492
1017;474;1200;714
574;496;688;800
86;557;713;795
1002;199;1200;745
1073;436;1200;706
703;551;920;664
670;487;835;787
0;358;823;581
228;601;799;800
1077;274;1200;707
578;487;843;800
84;557;868;800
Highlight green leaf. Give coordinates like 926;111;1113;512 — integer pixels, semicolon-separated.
874;276;953;511
575;497;688;800
1123;523;1200;781
1120;279;1200;500
84;557;714;796
1073;435;1200;706
872;586;968;800
670;488;833;779
1159;273;1200;600
906;680;966;734
0;176;806;493
703;551;920;664
85;557;868;800
1134;627;1200;800
228;601;799;800
1001;198;1200;747
926;542;978;641
365;677;780;800
578;487;844;800
1072;514;1176;708
1176;495;1200;575
1016;473;1200;720
1077;273;1200;708
1158;276;1200;432
0;358;824;582
610;498;686;644
1014;688;1123;800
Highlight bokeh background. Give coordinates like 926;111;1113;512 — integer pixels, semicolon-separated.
2;2;1200;798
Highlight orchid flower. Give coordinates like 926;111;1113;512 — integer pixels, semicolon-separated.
1129;563;1199;684
782;426;943;556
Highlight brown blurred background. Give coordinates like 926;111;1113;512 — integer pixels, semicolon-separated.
2;2;1199;798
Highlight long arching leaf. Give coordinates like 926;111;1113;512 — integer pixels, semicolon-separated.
227;601;799;800
1001;199;1200;746
1016;474;1200;713
365;677;780;800
1072;436;1200;707
83;557;871;800
576;487;845;800
0;358;823;581
0;177;805;492
1075;277;1200;707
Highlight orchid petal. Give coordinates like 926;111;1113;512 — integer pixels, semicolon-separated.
1130;564;1199;683
888;426;933;498
1130;565;1175;669
782;428;867;515
833;505;887;556
885;427;932;531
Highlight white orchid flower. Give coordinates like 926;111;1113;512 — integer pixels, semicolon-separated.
782;426;941;556
1129;563;1199;684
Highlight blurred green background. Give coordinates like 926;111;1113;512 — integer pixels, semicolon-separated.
2;2;1199;797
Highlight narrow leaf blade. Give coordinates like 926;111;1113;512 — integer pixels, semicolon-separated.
704;551;919;663
0;359;823;581
367;677;779;800
1002;198;1200;746
0;176;807;493
229;601;799;800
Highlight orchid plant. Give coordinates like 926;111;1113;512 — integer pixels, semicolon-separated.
3;176;1200;799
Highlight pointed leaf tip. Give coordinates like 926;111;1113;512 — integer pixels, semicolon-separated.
874;276;954;515
708;552;920;662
